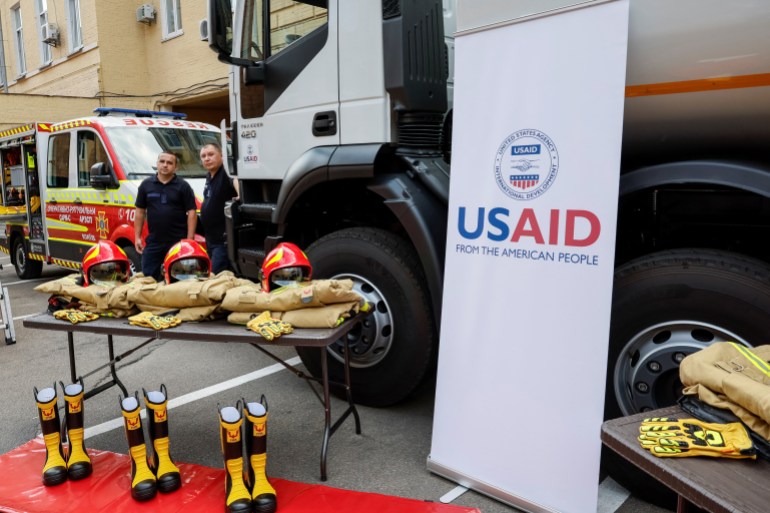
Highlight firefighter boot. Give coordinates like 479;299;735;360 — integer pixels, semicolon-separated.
34;385;68;486
219;404;252;513
121;394;157;501
60;379;92;480
243;400;277;513
142;384;181;493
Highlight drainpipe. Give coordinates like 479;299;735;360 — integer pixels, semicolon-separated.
0;13;8;93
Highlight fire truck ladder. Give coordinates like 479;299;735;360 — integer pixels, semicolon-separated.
0;264;16;345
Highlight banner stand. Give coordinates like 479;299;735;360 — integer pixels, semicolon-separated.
428;2;629;512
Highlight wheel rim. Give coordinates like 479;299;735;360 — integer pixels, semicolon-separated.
15;242;26;273
326;272;393;368
613;320;751;416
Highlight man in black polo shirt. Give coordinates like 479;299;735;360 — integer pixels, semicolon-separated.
134;151;197;281
199;142;238;274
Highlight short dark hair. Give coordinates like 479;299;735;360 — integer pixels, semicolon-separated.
158;151;178;165
201;142;222;154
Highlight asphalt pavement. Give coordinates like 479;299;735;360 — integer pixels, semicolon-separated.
0;256;672;513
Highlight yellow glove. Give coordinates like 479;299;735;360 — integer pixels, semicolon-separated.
638;417;756;459
247;311;292;340
53;309;99;324
128;312;182;330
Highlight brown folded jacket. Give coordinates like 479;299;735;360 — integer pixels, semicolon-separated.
127;271;254;309
34;274;137;317
221;279;362;312
680;342;770;440
227;301;362;328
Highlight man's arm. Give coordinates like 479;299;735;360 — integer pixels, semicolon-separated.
186;209;197;240
134;208;147;253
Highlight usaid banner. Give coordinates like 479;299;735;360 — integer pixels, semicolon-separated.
428;1;629;513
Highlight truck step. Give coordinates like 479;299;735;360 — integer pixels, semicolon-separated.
240;203;276;222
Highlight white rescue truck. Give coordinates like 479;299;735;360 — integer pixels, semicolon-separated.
0;108;220;278
205;0;770;458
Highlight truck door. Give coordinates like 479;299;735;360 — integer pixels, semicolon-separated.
234;0;338;180
44;130;83;266
23;144;45;246
45;129;116;266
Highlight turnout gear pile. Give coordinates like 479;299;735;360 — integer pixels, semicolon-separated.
36;241;366;328
680;342;770;441
638;417;756;459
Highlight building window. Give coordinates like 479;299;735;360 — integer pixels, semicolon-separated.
161;0;183;39
66;0;83;52
36;0;52;65
11;5;26;76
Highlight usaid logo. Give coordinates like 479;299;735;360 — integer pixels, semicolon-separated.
494;129;559;200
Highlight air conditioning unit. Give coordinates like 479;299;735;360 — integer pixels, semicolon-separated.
42;24;60;46
136;4;156;24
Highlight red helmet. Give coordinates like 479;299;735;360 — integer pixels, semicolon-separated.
82;240;131;287
260;242;312;292
163;239;211;284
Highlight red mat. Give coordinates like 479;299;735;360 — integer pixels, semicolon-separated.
0;439;479;513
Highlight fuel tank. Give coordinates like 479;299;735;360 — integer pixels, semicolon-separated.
622;0;770;168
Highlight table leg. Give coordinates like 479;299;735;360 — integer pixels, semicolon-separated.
343;337;361;434
320;346;331;481
677;495;707;513
107;335;128;397
68;331;77;383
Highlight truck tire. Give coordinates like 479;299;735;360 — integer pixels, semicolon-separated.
13;238;43;279
298;227;436;407
603;248;770;507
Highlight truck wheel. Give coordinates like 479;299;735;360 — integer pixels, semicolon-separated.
13;238;43;279
604;249;770;507
299;227;436;407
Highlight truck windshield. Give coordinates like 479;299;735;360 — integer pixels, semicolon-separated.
105;127;220;179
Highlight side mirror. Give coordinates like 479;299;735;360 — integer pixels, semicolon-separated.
207;0;234;63
207;0;259;67
90;162;118;190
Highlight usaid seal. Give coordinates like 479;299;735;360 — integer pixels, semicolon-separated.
494;129;559;200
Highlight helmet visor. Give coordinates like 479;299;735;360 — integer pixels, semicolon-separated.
270;266;310;289
88;261;129;287
169;257;210;282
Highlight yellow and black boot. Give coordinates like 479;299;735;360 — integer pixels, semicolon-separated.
121;393;157;501
142;384;181;493
60;379;92;480
243;399;277;513
34;385;68;486
219;404;252;513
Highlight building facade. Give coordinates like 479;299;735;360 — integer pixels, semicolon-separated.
0;0;229;129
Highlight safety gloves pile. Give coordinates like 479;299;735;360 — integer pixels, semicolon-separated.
247;311;293;341
638;417;756;459
128;311;182;330
53;309;99;324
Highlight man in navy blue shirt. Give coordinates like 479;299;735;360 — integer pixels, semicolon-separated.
134;151;197;281
199;143;238;274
